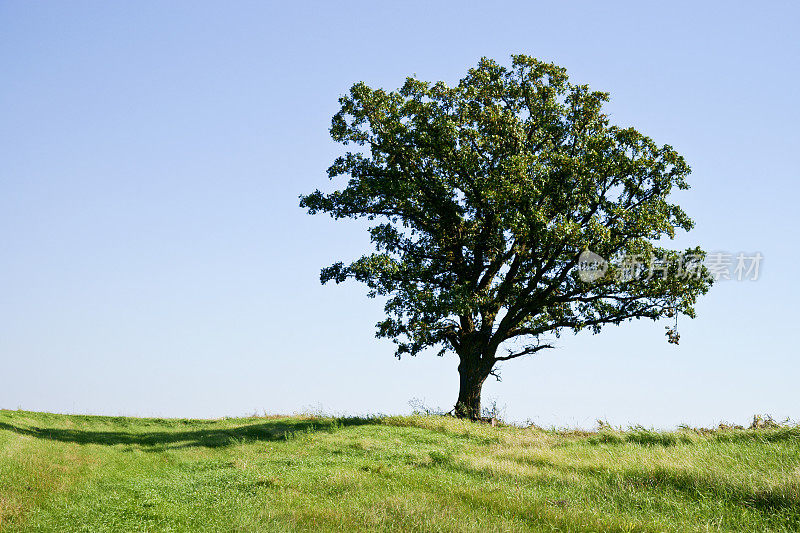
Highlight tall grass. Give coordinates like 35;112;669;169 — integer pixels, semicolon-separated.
1;410;798;531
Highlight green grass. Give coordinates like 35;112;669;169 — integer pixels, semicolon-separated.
1;410;798;532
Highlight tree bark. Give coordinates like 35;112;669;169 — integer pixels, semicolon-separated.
454;353;492;420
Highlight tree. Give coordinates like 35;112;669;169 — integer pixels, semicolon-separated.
300;55;713;420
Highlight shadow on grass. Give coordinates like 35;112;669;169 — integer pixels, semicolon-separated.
586;430;693;447
0;417;375;449
610;467;797;512
584;427;800;447
414;451;796;517
499;455;797;514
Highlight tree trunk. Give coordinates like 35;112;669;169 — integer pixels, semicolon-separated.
454;356;491;420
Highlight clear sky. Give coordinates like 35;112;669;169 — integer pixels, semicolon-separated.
1;1;798;428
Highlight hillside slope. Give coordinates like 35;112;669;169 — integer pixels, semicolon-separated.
1;410;798;531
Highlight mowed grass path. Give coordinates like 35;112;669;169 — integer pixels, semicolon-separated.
1;410;798;532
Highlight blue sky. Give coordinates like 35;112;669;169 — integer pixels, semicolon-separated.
1;1;798;428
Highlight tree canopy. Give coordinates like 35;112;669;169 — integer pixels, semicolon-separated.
301;55;713;419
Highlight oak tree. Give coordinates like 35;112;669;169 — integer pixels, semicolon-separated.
301;56;713;419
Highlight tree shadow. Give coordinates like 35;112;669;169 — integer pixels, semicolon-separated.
0;417;374;449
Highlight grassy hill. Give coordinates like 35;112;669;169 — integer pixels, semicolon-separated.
1;410;798;532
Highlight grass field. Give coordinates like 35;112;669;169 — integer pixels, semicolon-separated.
0;410;798;532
